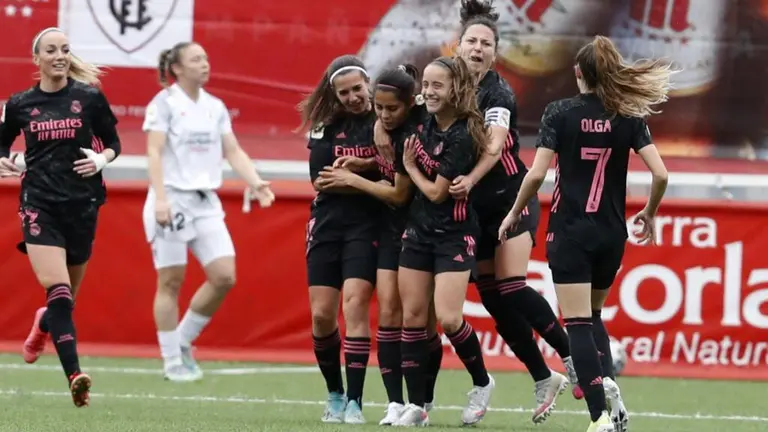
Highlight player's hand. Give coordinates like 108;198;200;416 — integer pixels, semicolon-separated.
498;210;521;241
449;175;475;199
319;166;356;188
155;199;172;227
332;156;368;172
374;119;395;163
247;179;275;208
0;155;23;177
73;148;108;177
402;134;417;168
632;209;656;245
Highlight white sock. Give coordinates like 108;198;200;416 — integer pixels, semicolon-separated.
157;330;182;364
178;309;212;347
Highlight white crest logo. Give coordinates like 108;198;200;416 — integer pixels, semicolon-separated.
86;0;179;54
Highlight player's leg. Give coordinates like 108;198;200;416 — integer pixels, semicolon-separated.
393;242;433;427
434;237;494;426
375;245;405;425
307;235;346;423
592;241;628;432
20;203;90;407
424;297;441;412
339;237;377;424
548;236;612;431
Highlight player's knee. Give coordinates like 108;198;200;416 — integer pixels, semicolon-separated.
378;303;403;328
401;303;429;328
342;293;370;325
311;309;336;333
209;273;236;293
157;272;184;298
438;314;464;334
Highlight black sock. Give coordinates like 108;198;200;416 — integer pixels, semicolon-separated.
446;321;489;387
39;309;50;333
401;327;428;407
498;277;571;358
344;336;371;408
592;310;614;380
312;328;344;394
45;284;80;380
497;316;552;382
424;333;443;404
564;317;606;422
377;327;403;404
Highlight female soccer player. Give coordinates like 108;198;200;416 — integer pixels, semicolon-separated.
317;65;442;425
395;56;493;427
0;27;122;407
448;0;580;421
142;42;274;382
499;35;671;432
300;55;380;424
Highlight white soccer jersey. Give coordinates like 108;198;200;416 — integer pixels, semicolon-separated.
142;84;233;191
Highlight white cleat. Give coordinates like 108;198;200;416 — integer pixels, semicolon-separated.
462;374;495;425
343;400;366;424
532;371;569;424
180;345;204;381
603;377;628;432
379;401;405;425
321;392;347;423
394;403;429;427
163;362;200;382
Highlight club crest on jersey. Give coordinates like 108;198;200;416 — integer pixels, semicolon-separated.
433;142;443;156
86;0;180;54
310;124;324;139
71;100;82;114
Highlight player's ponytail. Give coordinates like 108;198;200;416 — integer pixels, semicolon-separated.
430;56;489;157
157;42;193;88
66;53;104;86
296;54;369;131
577;35;674;118
374;64;419;103
158;49;173;87
459;0;500;48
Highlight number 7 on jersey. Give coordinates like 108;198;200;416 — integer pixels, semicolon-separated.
580;147;612;213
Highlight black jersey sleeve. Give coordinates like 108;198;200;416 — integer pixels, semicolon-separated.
437;132;473;181
307;125;333;183
535;102;561;152
632;118;653;153
484;91;515;130
0;98;21;158
90;90;121;157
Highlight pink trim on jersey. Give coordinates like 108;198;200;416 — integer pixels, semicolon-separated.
500;131;518;175
463;235;476;257
551;159;561;213
91;136;104;152
453;198;468;222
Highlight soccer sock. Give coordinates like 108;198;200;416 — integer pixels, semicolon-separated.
564;317;606;422
377;327;404;404
592;310;615;380
424;333;443;404
344;336;371;407
178;309;212;348
39;309;50;333
446;321;490;387
498;277;571;358
499;315;552;382
157;330;182;364
313;328;344;394
45;284;80;379
401;327;428;407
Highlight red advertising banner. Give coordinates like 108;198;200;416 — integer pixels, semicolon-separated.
2;1;768;159
0;181;765;380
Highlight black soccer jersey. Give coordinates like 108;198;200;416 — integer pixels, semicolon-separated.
406;115;477;236
307;110;382;234
536;93;652;241
0;79;120;206
474;70;527;201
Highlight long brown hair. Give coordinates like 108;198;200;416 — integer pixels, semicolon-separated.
296;55;369;131
576;36;673;118
429;56;489;157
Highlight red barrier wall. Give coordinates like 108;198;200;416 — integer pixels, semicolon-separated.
0;180;766;380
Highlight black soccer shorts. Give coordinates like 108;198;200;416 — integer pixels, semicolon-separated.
399;229;476;274
546;233;626;290
476;194;540;261
18;200;100;266
306;219;378;289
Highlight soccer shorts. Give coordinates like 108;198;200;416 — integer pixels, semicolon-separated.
546;233;626;290
475;193;540;261
306;217;378;289
18;200;100;266
399;229;476;274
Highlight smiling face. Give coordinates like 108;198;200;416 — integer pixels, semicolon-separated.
421;63;453;115
333;71;370;114
458;24;497;76
34;31;71;81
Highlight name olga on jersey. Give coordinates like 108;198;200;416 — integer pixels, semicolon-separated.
29;118;83;141
581;118;612;133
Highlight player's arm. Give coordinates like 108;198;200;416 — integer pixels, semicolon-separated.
463;103;511;184
634;121;668;216
143;94;171;203
344;171;412;206
0;100;23;176
89;91;121;163
308;128;361;194
405;134;468;204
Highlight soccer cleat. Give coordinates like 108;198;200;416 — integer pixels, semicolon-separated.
462;374;495;425
69;372;91;408
343;400;366;424
379;401;405;425
394;403;429;427
321;392;347;423
532;371;569;424
163;362;200;382
587;411;616;432
180;345;204;381
563;356;584;399
603;377;629;432
22;307;48;364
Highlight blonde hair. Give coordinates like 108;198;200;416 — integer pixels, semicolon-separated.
576;36;673;118
32;28;104;86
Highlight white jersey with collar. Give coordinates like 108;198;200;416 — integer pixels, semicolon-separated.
142;84;233;191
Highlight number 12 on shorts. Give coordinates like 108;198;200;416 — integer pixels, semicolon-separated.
580;147;612;213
